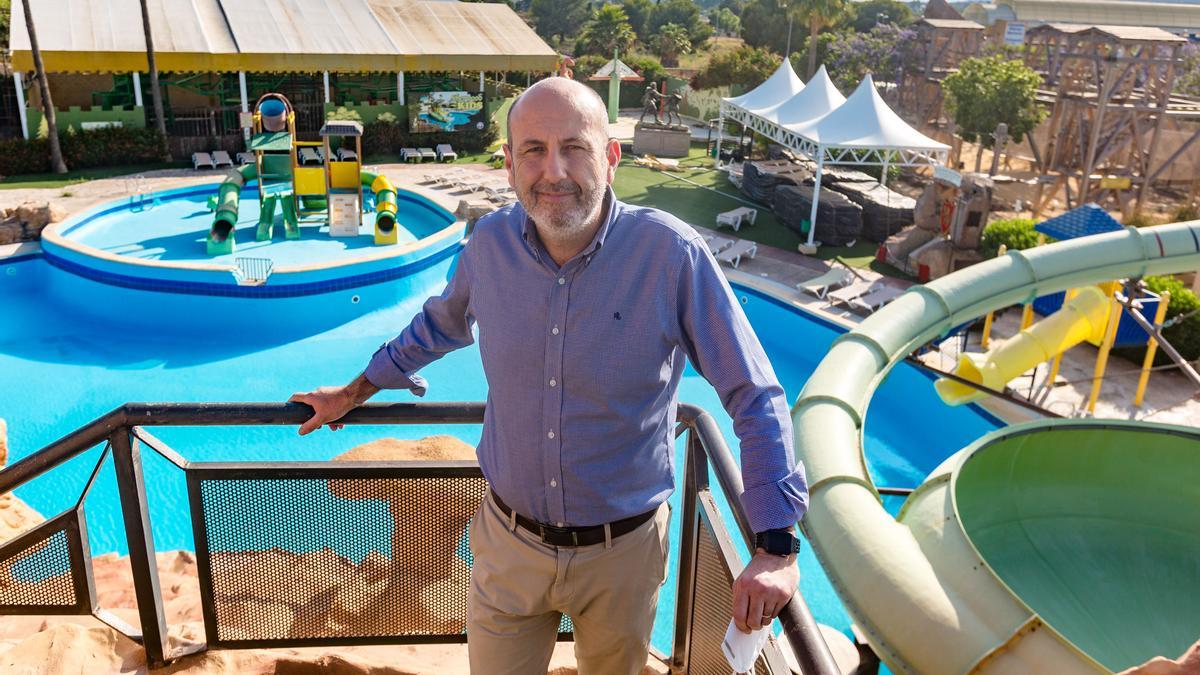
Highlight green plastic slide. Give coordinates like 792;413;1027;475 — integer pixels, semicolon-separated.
793;221;1200;673
280;193;300;240
953;421;1200;672
256;194;278;241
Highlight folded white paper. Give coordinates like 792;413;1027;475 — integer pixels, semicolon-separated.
721;619;771;673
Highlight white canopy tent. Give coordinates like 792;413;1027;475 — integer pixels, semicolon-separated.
718;66;949;250
795;75;950;248
716;59;804;158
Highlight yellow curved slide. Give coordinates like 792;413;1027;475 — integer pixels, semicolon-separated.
934;286;1109;405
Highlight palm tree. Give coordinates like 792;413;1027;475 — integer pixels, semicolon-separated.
795;0;845;80
20;0;66;174
140;0;171;161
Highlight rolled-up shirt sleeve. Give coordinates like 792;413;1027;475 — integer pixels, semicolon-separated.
673;238;808;532
364;238;477;395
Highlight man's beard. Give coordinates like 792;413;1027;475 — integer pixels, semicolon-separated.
519;178;606;242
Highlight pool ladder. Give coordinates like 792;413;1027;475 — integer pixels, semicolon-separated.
126;174;160;212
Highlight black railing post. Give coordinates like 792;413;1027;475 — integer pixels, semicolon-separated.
670;427;708;673
110;429;170;666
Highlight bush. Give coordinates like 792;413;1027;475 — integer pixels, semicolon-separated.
0;126;168;176
691;45;777;91
1171;204;1198;223
1123;212;1158;228
1119;275;1200;364
360;117;500;160
980;217;1040;258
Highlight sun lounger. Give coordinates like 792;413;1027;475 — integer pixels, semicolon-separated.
236;152;255;165
825;279;878;307
434;170;469;186
436;144;458;162
418;147;437;162
298;147;322;165
716;206;758;232
715;239;757;268
797;267;853;299
847;284;905;313
401;147;419;162
484;183;514;198
706;235;734;256
191;152;215;170
336;147;358;161
212;150;234;168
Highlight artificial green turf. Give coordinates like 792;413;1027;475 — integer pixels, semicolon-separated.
611;144;908;274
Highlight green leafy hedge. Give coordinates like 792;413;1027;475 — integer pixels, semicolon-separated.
980;217;1041;259
1125;275;1200;363
0;127;167;176
360;119;499;160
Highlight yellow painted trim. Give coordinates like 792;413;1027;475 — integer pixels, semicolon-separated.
11;51;558;74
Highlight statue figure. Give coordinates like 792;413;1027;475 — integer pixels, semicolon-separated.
663;93;683;127
639;83;662;125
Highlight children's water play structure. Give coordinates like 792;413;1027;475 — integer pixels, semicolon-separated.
794;220;1200;673
208;93;400;255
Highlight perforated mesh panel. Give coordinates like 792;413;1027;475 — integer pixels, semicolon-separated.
689;514;775;675
0;528;78;609
194;472;572;645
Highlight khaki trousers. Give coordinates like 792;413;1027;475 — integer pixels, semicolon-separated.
467;493;670;675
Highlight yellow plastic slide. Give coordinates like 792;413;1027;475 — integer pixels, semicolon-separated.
934;286;1109;405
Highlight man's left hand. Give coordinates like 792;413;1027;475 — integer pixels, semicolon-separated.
731;550;799;634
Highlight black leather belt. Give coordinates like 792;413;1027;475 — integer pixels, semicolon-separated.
490;490;657;547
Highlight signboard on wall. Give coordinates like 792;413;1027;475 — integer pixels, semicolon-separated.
409;91;485;133
1004;22;1026;46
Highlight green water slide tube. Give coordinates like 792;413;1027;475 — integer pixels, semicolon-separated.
208;164;256;255
361;171;398;233
793;221;1200;673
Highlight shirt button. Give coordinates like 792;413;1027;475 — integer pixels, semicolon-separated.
548;430;555;439
550;479;557;487
549;378;557;387
557;277;565;285
551;326;560;335
557;521;563;527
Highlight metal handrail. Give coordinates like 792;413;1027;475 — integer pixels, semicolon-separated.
0;402;839;673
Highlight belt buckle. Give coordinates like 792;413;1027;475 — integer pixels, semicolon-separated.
538;523;579;546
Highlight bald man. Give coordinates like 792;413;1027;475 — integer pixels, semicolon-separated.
291;78;808;674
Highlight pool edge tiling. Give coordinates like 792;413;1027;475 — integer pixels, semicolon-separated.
41;185;468;298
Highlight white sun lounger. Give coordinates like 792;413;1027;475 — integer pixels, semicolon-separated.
715;239;757;268
826;279;879;307
401;147;419;162
236;151;255;165
191;152;215;170
298;147;322;165
797;267;853;299
418;147;437;162
436;144;458;162
848;284;906;313
716;206;758;232
706;235;734;256
484;183;514;198
336;147;358;161
212;150;234;168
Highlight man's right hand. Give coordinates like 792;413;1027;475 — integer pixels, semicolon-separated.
289;374;380;435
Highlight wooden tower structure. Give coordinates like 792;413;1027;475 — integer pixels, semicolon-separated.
1025;24;1200;217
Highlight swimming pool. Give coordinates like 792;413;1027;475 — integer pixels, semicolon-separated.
0;221;1000;654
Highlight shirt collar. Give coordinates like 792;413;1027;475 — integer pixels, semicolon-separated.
521;186;620;260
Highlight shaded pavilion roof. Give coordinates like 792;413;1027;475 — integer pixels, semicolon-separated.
9;0;559;73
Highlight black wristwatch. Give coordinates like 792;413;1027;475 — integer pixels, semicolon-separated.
755;528;801;556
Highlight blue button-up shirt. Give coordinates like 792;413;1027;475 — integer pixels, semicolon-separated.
365;189;807;532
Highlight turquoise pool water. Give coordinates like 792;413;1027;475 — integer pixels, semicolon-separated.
58;184;453;266
0;240;999;653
